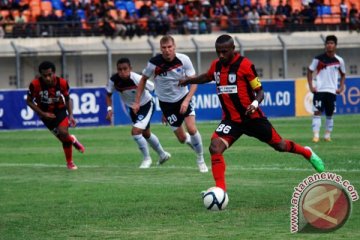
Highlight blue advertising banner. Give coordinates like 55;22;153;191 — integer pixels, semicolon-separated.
112;80;295;125
0;87;109;130
260;80;295;117
336;77;360;114
1;78;357;130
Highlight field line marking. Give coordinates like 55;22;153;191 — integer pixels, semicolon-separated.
0;163;359;172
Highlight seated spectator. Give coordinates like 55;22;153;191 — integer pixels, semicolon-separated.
349;3;359;31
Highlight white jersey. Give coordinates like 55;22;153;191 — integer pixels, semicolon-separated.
142;53;196;103
106;72;154;107
309;53;346;94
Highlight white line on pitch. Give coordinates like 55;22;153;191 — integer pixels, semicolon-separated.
0;163;359;173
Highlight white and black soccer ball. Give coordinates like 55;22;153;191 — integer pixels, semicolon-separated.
202;187;229;211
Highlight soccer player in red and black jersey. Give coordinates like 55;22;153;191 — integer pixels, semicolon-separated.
179;34;325;192
26;61;85;170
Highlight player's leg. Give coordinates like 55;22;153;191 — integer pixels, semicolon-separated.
56;117;78;170
143;128;171;165
184;115;207;172
45;110;79;170
130;100;155;168
246;118;324;172
209;120;242;192
323;93;336;141
132;126;152;168
312;93;324;143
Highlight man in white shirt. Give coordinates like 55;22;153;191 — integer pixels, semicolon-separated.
307;35;346;142
133;35;208;173
106;58;170;168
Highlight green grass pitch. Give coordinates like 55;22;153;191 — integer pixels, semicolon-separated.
0;115;359;239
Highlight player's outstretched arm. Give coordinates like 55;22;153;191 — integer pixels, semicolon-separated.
178;73;211;86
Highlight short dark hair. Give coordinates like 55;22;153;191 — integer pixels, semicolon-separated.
117;58;131;66
38;61;56;73
215;34;234;45
325;35;337;45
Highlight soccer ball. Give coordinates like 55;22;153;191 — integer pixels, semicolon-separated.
202;187;229;211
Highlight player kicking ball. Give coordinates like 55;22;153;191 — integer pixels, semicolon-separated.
26;61;85;170
105;58;171;168
179;35;325;192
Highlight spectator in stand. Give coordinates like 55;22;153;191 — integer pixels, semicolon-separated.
340;0;348;24
254;0;266;16
300;4;317;31
290;9;301;32
275;0;285;15
139;0;152;18
157;7;170;35
283;0;292;18
262;0;275;25
247;6;260;32
263;0;275;16
0;12;4;38
349;3;359;32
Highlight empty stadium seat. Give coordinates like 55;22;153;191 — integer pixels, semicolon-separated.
51;0;64;10
115;1;126;10
317;5;332;16
41;1;53;12
77;9;86;20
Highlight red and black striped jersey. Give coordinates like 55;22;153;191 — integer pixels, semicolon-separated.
27;76;69;113
206;53;265;123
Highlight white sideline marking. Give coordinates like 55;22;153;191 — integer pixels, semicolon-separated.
0;163;359;172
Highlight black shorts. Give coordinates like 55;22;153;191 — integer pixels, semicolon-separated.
42;108;68;133
159;95;195;128
313;92;336;116
211;118;282;147
129;100;154;130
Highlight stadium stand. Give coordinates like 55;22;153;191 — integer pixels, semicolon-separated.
0;0;359;38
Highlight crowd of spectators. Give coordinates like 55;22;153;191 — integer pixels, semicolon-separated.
0;0;359;39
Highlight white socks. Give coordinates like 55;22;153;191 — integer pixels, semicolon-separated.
312;116;321;136
325;117;333;139
146;133;166;157
133;134;151;160
325;117;333;133
184;131;204;163
312;116;333;139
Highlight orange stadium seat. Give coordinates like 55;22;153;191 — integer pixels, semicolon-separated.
41;1;53;12
31;6;41;18
156;0;165;8
29;0;40;7
135;0;145;9
290;0;302;11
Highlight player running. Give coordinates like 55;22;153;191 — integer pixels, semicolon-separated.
133;35;208;173
105;58;170;168
179;34;325;191
26;61;85;170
